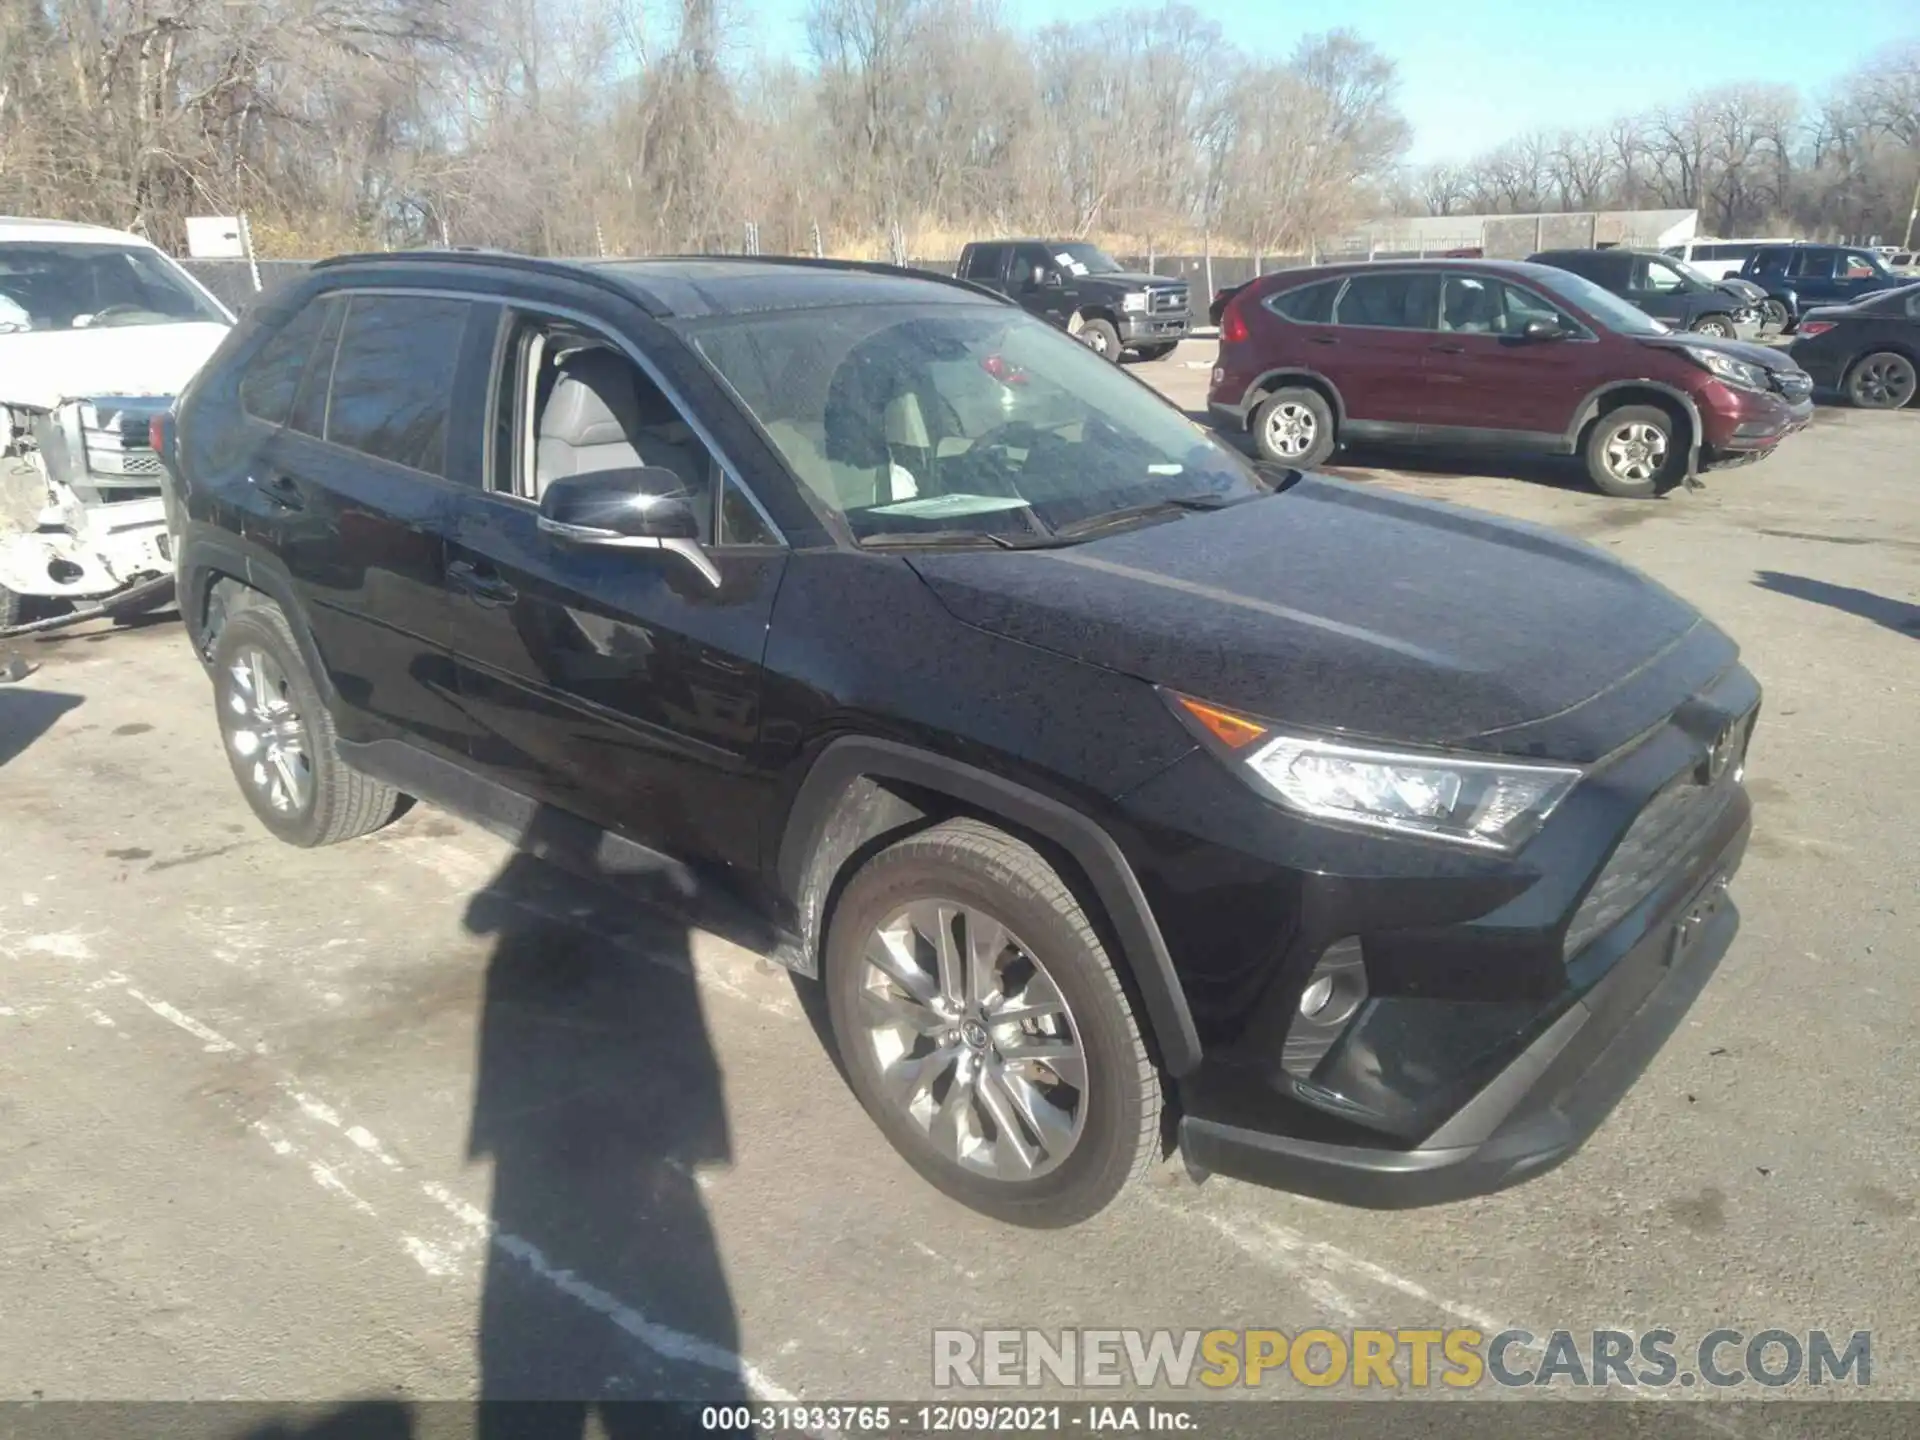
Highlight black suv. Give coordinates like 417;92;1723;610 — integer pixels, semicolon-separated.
955;239;1190;361
1527;248;1760;337
160;252;1756;1228
1738;244;1910;330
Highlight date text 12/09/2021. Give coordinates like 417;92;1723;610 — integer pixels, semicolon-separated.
700;1406;1195;1433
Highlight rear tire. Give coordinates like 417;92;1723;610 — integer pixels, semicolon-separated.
1583;404;1682;499
1760;299;1790;332
823;818;1162;1228
1844;351;1917;410
1250;386;1337;467
210;603;402;847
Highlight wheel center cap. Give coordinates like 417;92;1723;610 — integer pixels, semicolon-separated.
960;1020;990;1052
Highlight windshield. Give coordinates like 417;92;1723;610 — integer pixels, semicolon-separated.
1531;267;1670;336
1051;244;1124;277
0;242;228;333
682;303;1272;544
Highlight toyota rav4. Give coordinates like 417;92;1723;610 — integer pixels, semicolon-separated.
161;252;1757;1227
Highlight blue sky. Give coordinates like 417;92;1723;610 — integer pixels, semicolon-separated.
742;0;1917;163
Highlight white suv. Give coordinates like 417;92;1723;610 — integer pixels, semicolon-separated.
0;218;233;627
1663;238;1798;281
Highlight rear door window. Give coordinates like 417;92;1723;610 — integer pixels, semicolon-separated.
1333;271;1441;329
1751;249;1791;277
240;299;333;426
960;246;1007;283
1790;250;1836;280
325;295;472;476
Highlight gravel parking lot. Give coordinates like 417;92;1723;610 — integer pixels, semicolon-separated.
1;339;1915;1421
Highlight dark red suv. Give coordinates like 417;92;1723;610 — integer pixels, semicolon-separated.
1208;260;1815;497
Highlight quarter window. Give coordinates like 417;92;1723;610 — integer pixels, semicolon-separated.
240;299;332;426
325;295;471;475
1266;280;1339;324
286;299;344;439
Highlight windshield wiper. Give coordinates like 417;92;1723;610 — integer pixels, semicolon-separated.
1049;493;1235;541
857;528;1061;550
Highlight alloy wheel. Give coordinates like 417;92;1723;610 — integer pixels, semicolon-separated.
1603;421;1669;484
1695;317;1734;338
857;900;1087;1181
1851;355;1916;409
1263;402;1318;458
225;645;313;815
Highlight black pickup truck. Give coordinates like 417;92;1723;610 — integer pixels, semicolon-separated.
954;240;1191;361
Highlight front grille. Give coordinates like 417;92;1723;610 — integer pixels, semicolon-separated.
1563;715;1753;959
89;448;164;477
1150;286;1189;316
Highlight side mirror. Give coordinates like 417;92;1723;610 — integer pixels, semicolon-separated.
1522;318;1567;341
536;466;719;586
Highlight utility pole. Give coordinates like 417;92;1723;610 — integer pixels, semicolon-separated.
1905;164;1919;251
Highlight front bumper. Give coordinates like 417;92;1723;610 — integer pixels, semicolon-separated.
1700;385;1813;458
1180;811;1746;1207
1111;654;1760;1210
1119;312;1191;346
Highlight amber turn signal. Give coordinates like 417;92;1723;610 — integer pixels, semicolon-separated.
1175;695;1267;750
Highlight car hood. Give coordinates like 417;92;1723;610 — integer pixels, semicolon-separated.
1635;331;1799;372
0;321;230;411
1083;272;1184;291
1714;278;1767;304
907;477;1729;764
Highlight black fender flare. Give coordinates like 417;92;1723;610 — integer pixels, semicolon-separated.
777;736;1203;1076
1240;368;1348;427
178;532;339;708
1567;380;1705;477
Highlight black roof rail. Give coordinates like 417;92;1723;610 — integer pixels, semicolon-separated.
615;251;1014;307
307;247;671;313
305;247;1014;315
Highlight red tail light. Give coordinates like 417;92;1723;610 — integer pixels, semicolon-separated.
148;415;167;453
1796;320;1836;338
1221;297;1249;345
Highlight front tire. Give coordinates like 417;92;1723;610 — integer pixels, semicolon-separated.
1760;299;1790;332
823;819;1162;1228
1584;405;1682;499
1075;317;1121;362
1130;342;1178;362
1844;351;1917;410
1690;314;1736;339
0;583;22;632
210;603;402;847
1250;386;1337;467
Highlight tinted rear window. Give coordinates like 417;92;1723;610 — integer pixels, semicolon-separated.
1265;279;1338;323
240;299;332;425
1333;271;1440;329
324;295;471;475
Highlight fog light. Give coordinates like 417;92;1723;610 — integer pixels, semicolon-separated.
1281;937;1368;1080
1299;975;1334;1017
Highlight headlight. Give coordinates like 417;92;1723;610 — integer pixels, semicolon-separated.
1121;292;1149;313
1170;694;1582;852
1682;344;1770;392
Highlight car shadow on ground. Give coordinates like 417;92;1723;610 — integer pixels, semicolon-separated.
455;805;753;1434
1755;570;1920;638
0;684;81;767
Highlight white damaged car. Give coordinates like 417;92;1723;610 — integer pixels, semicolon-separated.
0;217;233;628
